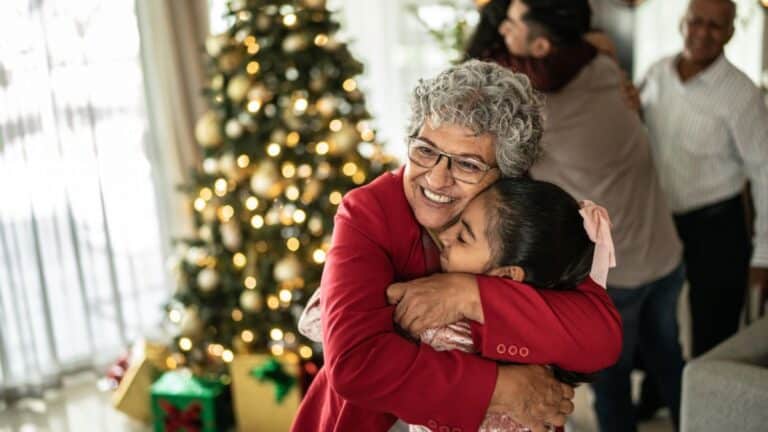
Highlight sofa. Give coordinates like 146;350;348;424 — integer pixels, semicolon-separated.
680;315;768;431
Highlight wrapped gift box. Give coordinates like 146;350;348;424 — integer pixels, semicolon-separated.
229;354;301;432
150;369;231;432
112;340;170;422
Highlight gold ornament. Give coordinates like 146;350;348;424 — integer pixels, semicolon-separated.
203;157;219;175
227;74;251;102
202;205;217;223
205;34;230;57
240;290;263;312
274;254;302;282
220;221;242;251
219;152;247;182
308;215;324;236
247;84;272;103
301;179;322;204
316;161;332;179
282;34;308;53
234;29;250;43
219;153;237;177
185;247;208;265
256;14;272;31
309;76;326;92
270;129;287;143
316;95;336;117
224;119;244;139
199;225;213;242
180;307;203;337
218;50;244;73
195;111;223;148
331;124;359;154
281;109;303;130
322;36;341;51
265;208;280;226
250;161;282;198
197;267;220;292
211;74;225;91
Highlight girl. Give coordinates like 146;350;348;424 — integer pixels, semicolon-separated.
299;178;615;431
412;178;614;431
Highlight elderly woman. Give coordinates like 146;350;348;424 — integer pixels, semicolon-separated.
291;60;621;432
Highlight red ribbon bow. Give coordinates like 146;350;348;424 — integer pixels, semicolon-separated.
160;399;202;432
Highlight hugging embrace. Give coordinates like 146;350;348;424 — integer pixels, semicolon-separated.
291;60;622;432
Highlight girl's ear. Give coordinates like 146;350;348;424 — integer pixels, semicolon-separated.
530;36;552;59
487;265;526;281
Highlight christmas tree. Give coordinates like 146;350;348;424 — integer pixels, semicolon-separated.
167;0;393;379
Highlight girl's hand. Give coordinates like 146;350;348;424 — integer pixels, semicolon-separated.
386;273;481;337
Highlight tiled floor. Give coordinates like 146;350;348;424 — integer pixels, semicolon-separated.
0;371;674;432
0;373;148;432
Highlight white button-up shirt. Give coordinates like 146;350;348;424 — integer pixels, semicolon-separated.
640;54;768;267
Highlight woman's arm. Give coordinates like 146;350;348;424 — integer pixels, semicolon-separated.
388;274;622;372
322;188;571;431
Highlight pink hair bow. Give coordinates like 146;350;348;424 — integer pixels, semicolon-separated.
579;200;616;287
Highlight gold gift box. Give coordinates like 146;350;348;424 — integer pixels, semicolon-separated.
112;340;170;422
229;354;301;432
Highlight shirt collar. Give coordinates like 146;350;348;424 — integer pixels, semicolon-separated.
696;54;729;85
671;53;729;87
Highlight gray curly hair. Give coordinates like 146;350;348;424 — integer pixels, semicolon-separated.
406;60;543;178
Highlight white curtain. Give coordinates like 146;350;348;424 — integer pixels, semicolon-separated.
136;0;210;243
634;0;765;83
0;0;168;400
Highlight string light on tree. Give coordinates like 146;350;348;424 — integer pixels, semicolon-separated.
312;248;326;264
179;338;193;351
270;328;284;341
241;329;255;343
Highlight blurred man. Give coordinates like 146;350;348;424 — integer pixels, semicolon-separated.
640;0;768;358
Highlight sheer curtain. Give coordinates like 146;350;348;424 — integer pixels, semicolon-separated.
0;0;168;400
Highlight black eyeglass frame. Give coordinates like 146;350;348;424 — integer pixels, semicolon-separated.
406;136;497;185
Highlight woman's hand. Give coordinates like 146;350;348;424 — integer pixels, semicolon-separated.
386;273;482;337
490;364;575;432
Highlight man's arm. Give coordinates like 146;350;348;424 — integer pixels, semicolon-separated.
388;274;622;372
730;89;768;294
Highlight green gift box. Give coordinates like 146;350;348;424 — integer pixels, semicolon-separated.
150;370;231;432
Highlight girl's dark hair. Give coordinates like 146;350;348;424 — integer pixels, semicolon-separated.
487;178;594;291
486;178;595;385
464;0;510;61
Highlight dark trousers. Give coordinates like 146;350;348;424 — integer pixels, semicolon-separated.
674;194;751;357
592;263;686;432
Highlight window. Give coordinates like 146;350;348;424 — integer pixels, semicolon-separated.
0;0;167;392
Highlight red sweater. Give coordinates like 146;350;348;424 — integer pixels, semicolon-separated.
292;168;622;432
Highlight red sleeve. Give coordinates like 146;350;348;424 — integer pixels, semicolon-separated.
469;277;622;372
323;189;497;431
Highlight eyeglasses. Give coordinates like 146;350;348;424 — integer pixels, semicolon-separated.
406;136;497;184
